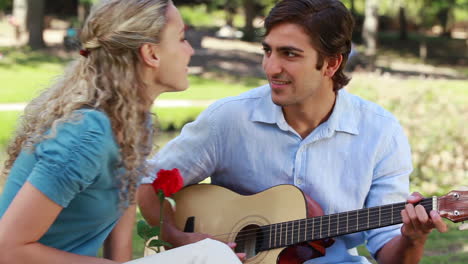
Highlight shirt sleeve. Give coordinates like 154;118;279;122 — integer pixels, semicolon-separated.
142;107;219;186
364;122;413;257
27;111;112;208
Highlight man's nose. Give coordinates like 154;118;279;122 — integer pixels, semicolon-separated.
263;54;282;76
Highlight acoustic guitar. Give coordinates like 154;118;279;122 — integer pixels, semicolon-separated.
172;184;468;264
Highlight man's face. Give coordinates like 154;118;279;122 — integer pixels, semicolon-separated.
262;23;329;107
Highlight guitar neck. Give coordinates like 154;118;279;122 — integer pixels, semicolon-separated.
259;197;435;251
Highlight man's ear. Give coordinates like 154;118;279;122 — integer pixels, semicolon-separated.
139;43;160;68
324;54;343;77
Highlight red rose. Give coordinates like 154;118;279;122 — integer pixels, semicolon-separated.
152;168;184;197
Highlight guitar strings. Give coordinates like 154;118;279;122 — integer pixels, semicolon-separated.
208;198;466;246
213;206;409;244
209;199;441;245
220;196;468;243
211;200;421;241
211;209;408;245
232;198;468;247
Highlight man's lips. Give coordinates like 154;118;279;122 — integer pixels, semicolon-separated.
270;79;292;89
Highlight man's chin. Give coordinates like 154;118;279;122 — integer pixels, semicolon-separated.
271;95;289;107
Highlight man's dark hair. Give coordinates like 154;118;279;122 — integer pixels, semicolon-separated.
264;0;355;91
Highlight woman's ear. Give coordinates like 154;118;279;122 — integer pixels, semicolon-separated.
324;54;343;77
139;43;160;68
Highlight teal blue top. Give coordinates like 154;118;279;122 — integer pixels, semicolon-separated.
0;109;123;257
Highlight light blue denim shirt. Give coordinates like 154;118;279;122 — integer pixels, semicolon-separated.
144;85;412;263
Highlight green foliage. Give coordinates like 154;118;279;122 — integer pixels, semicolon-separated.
179;4;244;28
79;0;98;5
0;0;11;10
356;222;468;263
147;239;172;249
136;220;160;242
0;111;20;148
348;74;467;194
154;107;205;131
376;0;468;30
179;5;222;27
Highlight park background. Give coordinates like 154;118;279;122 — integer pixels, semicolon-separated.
0;0;467;263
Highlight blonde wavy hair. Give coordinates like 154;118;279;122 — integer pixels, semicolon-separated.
2;0;171;206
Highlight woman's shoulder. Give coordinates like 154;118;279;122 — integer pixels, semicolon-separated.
72;109;113;135
38;109;117;162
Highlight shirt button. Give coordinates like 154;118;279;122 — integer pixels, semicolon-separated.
296;178;303;185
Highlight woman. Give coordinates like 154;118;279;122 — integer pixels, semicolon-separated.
0;1;241;263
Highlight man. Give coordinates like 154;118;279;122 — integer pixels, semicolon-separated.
138;0;447;263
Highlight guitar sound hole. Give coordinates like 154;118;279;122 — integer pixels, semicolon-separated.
234;224;264;259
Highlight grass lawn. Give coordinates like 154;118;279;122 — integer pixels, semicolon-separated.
356;222;468;264
0;47;259;103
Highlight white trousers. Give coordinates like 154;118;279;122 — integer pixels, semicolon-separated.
124;239;242;264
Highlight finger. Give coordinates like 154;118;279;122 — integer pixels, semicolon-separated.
405;203;422;231
407;192;424;203
430;211;448;233
227;242;237;249
414;205;429;224
414;205;432;233
236;253;247;261
401;209;413;234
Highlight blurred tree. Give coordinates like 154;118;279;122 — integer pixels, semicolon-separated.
363;0;378;70
0;0;12;18
242;0;255;41
378;0;467;37
433;0;456;36
224;0;239;27
26;0;45;49
78;0;94;26
398;0;407;40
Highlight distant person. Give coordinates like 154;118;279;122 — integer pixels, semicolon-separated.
344;42;366;72
138;0;448;263
63;26;80;51
7;15;21;44
0;0;241;263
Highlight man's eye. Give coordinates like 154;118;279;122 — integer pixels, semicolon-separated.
262;47;271;53
285;51;296;57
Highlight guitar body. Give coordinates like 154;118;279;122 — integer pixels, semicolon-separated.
173;184;330;264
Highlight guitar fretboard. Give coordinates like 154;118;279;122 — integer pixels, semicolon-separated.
255;198;433;251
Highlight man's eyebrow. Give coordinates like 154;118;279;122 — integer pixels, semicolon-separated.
278;46;304;53
261;41;304;53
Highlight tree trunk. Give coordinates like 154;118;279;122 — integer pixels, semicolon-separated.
78;2;91;27
362;0;378;71
399;5;407;40
26;0;45;49
242;0;255;41
436;0;455;37
225;2;236;27
350;0;355;15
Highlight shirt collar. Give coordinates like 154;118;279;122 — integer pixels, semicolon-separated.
250;85;279;124
250;86;359;135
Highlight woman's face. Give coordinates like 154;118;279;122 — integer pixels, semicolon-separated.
154;3;194;93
